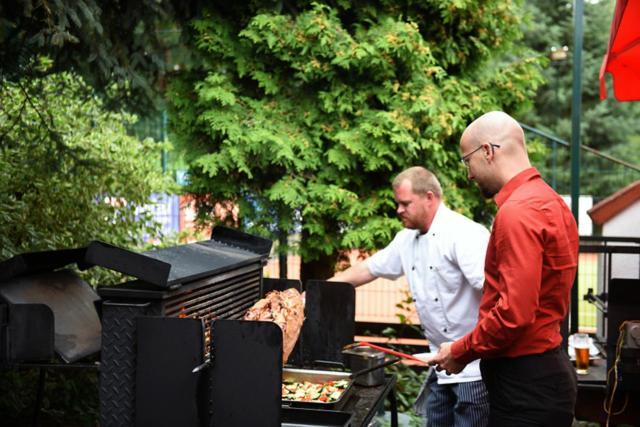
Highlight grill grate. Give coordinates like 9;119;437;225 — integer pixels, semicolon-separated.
163;263;262;357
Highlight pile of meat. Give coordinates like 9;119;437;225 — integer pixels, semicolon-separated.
243;288;305;363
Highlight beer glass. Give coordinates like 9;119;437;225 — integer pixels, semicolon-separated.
574;333;590;375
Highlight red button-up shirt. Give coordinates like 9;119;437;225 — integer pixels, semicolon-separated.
452;168;578;364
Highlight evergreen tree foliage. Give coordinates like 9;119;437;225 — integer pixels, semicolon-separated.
168;0;545;277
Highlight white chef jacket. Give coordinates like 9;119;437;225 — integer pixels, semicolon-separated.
366;203;489;384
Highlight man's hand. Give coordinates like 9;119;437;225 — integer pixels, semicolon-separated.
427;342;466;375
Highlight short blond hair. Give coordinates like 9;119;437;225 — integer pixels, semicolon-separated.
392;166;442;197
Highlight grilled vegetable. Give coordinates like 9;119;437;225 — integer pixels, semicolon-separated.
281;379;349;403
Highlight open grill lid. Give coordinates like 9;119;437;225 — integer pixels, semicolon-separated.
87;226;273;289
0;247;101;364
0;247;90;283
0;270;101;363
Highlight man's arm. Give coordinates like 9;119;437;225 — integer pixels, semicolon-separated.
328;262;376;287
330;230;406;287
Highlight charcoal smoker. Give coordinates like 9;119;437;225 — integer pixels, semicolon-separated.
0;245;104;366
94;226;277;427
96;232;394;427
1;227;398;427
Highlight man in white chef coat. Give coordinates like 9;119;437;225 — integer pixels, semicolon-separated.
329;166;490;427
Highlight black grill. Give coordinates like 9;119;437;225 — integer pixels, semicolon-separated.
95;227;271;427
1;226;398;427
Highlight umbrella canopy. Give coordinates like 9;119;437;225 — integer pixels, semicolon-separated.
599;0;640;101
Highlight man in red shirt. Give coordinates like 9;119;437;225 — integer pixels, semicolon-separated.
428;111;579;426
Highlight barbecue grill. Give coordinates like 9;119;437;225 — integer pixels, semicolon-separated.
1;226;398;427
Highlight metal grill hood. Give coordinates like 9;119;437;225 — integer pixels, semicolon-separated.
88;226;272;289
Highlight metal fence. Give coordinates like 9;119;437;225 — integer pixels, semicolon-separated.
579;236;640;338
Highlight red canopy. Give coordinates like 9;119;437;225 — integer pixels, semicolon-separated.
599;0;640;101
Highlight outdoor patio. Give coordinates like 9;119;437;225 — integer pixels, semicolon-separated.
1;0;640;426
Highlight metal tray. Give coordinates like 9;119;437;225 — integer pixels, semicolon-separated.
282;368;354;411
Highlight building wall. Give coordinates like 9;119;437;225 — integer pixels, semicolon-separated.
602;199;640;280
561;195;594;236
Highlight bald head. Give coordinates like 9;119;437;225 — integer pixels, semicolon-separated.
461;111;526;156
460;111;531;197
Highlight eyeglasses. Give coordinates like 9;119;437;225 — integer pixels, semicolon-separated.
460;144;501;167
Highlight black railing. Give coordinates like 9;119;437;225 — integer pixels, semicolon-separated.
577;236;640;338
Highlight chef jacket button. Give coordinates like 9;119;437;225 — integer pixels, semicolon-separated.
432;233;435;236
443;328;448;332
429;266;433;270
412;266;415;271
434;298;438;302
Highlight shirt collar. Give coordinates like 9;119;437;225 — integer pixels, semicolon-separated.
494;167;541;208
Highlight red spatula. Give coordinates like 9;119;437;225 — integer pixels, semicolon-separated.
346;341;429;365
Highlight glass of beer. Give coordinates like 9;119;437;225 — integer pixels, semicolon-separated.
574;333;590;375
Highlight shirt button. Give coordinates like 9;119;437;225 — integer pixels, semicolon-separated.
412;266;415;271
434;298;438;302
429;266;433;270
443;328;448;333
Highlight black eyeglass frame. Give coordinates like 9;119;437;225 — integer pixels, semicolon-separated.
460;143;501;166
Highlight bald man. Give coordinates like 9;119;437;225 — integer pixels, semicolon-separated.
427;112;579;426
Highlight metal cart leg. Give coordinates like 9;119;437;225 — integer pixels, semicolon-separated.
388;389;398;427
32;367;46;427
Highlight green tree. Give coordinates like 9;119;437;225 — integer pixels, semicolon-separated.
519;0;640;199
168;0;544;279
0;0;203;112
0;66;171;260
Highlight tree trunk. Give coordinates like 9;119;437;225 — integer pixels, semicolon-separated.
300;251;338;284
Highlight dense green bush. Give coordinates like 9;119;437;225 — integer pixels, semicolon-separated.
0;65;172;260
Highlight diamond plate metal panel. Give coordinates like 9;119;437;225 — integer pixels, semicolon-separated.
98;263;263;426
99;303;157;427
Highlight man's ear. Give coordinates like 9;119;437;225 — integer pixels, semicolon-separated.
483;143;494;160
